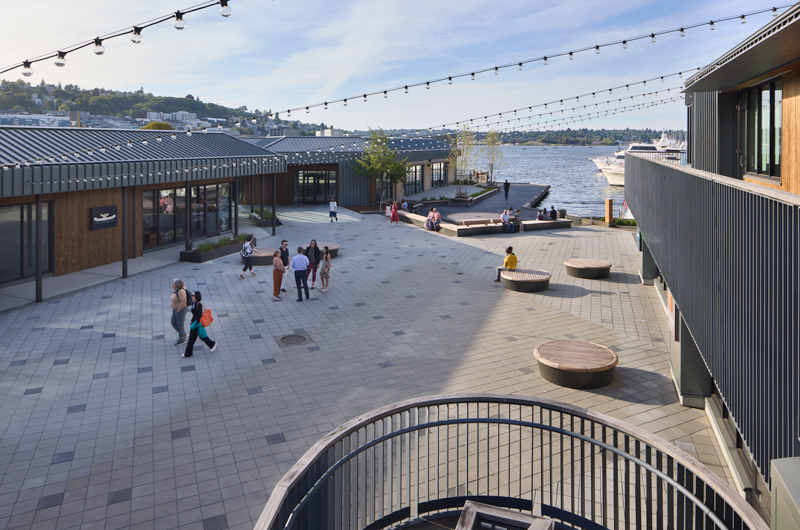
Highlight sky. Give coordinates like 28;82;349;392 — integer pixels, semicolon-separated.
0;0;789;133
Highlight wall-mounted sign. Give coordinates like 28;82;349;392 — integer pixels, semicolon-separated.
90;205;117;230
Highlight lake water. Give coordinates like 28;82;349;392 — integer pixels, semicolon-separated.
482;145;624;216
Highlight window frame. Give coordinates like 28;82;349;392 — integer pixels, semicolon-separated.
740;78;782;181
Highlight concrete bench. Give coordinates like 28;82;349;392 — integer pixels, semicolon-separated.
564;258;612;279
500;268;551;292
461;218;502;227
534;340;618;389
301;242;339;259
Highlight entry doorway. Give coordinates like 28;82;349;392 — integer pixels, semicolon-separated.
293;170;337;204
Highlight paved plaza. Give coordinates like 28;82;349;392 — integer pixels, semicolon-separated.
0;206;732;529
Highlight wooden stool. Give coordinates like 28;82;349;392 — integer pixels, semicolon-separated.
534;340;618;389
500;269;551;292
564;258;612;279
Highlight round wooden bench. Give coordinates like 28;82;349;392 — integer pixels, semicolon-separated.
301;242;339;259
564;258;612;279
534;340;618;389
500;268;551;292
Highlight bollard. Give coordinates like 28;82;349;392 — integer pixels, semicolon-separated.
605;199;614;224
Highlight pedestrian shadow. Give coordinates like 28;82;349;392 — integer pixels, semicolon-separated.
584;367;678;405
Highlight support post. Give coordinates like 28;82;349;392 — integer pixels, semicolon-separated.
35;195;42;303
638;231;658;285
250;175;254;214
272;173;277;236
260;173;265;218
233;178;239;237
122;187;128;278
605;198;614;224
185;181;191;251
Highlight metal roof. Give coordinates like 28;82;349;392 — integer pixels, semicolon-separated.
0;126;281;167
685;4;800;93
263;135;449;155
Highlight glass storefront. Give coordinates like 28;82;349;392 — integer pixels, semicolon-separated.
143;183;232;251
294;170;337;204
431;162;446;188
404;165;423;195
0;202;53;284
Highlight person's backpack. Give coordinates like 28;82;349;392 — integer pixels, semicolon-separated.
175;288;191;308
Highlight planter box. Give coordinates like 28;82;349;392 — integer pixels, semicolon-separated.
250;213;281;228
180;238;255;263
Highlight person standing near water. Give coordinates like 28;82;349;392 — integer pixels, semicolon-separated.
503;180;510;199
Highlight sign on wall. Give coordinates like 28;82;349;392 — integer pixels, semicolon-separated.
90;206;117;231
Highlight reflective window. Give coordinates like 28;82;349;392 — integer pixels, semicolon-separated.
294;170;337;204
0;202;52;284
143;184;228;251
744;79;781;178
404;165;422;195
431;162;446;188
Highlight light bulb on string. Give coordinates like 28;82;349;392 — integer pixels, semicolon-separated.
92;38;105;55
323;102;328;109
220;0;232;17
22;60;33;77
518;63;523;71
186;131;192;137
494;67;499;75
709;20;715;30
55;51;67;67
343;99;347;106
426;82;430;89
471;73;475;80
363;94;368;102
174;11;186;30
569;52;574;60
306;107;310;113
739;15;746;24
680;28;685;37
622;40;628;49
383;91;388;98
404;86;409;93
131;27;143;44
543;56;548;65
595;45;600;54
650;33;656;43
772;7;778;16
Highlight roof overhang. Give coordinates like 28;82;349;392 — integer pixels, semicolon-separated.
685;5;800;93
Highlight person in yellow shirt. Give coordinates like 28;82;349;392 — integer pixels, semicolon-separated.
494;246;517;281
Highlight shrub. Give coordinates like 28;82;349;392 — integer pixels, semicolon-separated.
254;208;273;219
439;196;447;200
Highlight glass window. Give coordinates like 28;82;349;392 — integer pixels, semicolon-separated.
0;203;52;284
217;183;231;232
743;79;782;178
293;170;337;204
142;191;156;250
431;162;446;188
404;165;422;195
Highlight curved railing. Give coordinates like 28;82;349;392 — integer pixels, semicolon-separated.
255;394;768;530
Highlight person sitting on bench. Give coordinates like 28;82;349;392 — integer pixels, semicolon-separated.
494;246;517;281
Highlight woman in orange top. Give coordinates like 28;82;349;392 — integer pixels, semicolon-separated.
272;250;285;301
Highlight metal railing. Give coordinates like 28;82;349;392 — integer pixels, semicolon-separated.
255;394;767;530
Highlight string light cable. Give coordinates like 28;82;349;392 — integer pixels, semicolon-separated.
0;1;234;77
270;4;789;117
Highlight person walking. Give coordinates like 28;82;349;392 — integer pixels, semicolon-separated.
272;250;285;301
329;197;338;222
291;246;311;302
494;246;517;281
279;240;290;292
304;239;321;289
239;235;261;280
183;291;217;358
170;279;190;346
390;201;400;227
319;246;331;291
503;180;510;200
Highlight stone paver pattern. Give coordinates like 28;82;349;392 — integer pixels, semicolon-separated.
0;206;731;529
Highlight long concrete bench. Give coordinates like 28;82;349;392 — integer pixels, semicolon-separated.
398;211;571;237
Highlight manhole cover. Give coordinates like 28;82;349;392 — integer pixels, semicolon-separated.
280;335;306;345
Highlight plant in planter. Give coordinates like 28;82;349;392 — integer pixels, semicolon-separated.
180;234;254;263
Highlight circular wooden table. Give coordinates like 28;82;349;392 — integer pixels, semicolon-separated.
500;268;551;292
563;258;612;279
534;340;618;389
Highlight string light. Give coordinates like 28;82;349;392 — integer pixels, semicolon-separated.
131;27;143;44
680;28;685;36
219;0;232;17
22;61;33;77
740;15;747;23
518;63;523;71
595;46;600;54
569;52;574;60
543;56;548;65
709;20;715;30
54;52;67;67
93;38;105;55
622;40;628;49
650;33;656;43
174;11;186;30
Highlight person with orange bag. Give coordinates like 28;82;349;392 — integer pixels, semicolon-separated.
183;291;217;358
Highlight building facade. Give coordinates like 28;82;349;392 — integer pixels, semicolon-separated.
0;127;285;288
626;7;800;524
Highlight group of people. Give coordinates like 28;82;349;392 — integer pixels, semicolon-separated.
169;279;217;358
500;208;523;233
240;237;332;302
424;208;442;231
537;206;559;221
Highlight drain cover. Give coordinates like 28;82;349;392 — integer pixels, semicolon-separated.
280;335;306;345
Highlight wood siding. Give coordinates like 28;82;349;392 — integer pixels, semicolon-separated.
240;173;294;206
744;70;800;195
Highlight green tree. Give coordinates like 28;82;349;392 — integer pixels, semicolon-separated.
58;102;70;111
484;129;504;185
353;129;407;204
448;125;480;197
140;121;174;130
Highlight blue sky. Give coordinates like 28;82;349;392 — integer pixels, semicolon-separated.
1;0;787;132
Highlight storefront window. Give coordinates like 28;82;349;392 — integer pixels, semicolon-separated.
143;184;230;251
0;202;53;284
431;162;446;188
404;165;422;195
294;170;337;204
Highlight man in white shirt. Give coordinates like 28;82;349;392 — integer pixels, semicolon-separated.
500;209;512;233
290;247;311;301
329;197;337;222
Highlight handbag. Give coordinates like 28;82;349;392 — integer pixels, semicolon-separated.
199;308;213;327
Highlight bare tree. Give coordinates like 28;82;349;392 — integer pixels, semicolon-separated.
484;129;505;185
448;125;480;198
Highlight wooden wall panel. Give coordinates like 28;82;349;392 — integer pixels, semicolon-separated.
241;173;294;206
54;188;124;275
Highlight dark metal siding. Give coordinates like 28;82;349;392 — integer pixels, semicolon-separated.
627;155;800;483
688;92;738;178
